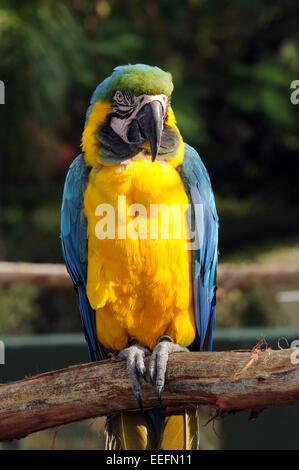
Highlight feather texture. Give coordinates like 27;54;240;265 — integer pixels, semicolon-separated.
104;409;198;450
83;157;195;351
60;154;105;361
180;143;218;351
60;145;218;359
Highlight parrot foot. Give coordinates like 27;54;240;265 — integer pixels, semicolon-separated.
118;338;149;409
148;335;188;404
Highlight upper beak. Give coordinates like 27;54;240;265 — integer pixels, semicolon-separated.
135;101;163;161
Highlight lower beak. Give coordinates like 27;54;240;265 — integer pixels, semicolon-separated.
135;101;163;161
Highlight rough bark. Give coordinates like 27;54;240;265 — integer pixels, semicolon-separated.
0;348;298;441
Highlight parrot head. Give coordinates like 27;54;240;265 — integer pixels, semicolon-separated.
81;64;183;167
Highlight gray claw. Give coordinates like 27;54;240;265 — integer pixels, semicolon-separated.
148;338;188;401
118;342;149;408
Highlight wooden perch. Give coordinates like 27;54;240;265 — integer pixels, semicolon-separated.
1;261;299;290
0;347;299;441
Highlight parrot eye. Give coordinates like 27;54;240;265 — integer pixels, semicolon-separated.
114;91;124;103
113;90;134;106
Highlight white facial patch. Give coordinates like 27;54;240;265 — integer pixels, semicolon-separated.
110;93;168;144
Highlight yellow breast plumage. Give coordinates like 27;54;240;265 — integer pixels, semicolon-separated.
83;158;195;351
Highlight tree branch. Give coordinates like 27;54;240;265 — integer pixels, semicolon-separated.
0;347;299;441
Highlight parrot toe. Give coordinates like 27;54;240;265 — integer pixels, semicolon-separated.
148;335;188;403
118;338;149;409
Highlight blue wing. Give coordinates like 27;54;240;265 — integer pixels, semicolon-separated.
60;154;105;361
180;143;218;351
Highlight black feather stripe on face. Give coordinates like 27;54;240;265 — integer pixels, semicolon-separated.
112;91;135;119
98;115;140;159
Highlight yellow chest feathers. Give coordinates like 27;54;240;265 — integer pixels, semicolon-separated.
83;158;195;350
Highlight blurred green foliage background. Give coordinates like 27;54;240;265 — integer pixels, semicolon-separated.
0;0;298;334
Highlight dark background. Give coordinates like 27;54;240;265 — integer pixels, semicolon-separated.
0;0;298;334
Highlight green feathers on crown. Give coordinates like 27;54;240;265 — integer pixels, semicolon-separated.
90;64;174;105
110;64;174;97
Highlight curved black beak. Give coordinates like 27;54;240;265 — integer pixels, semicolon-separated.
135;101;163;161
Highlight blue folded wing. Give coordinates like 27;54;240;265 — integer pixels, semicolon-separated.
61;154;104;361
180;143;218;351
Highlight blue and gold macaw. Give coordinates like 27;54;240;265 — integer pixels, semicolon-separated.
61;64;218;450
